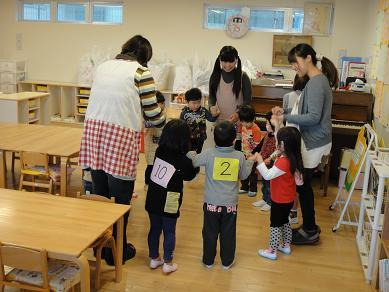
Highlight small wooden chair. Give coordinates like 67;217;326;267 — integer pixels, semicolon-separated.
317;153;332;197
0;242;80;292
76;192;117;290
19;151;53;194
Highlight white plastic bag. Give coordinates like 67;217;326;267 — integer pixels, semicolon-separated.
242;58;261;80
173;62;192;92
192;54;212;96
149;60;174;90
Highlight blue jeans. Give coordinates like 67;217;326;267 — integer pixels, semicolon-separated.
261;179;271;204
148;212;177;262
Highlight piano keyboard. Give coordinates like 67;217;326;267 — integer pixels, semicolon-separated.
332;119;365;130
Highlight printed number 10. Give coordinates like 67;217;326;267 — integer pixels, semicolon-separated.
154;164;167;179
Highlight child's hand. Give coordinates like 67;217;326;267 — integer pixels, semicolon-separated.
229;112;239;123
256;153;264;164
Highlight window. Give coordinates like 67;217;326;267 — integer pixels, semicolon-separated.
250;9;285;31
204;5;304;33
57;3;87;22
21;2;51;21
92;3;123;24
18;1;123;24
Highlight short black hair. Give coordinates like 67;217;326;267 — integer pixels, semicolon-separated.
156;90;165;104
214;121;236;147
293;74;310;91
238;105;256;123
185;88;202;102
158;119;190;154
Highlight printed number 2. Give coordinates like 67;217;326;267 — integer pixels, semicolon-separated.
154;164;167;179
220;162;231;176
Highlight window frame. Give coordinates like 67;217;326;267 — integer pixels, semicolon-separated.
204;4;305;34
18;0;52;22
55;1;89;24
17;0;123;25
91;1;124;25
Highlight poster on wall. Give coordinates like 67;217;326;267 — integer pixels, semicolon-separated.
382;10;389;44
303;2;333;36
272;35;313;67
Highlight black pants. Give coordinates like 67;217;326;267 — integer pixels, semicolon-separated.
241;163;258;192
91;169;134;264
145;164;153;185
297;168;317;231
202;203;237;266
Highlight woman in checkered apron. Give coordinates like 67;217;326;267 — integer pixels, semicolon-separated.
79;35;166;265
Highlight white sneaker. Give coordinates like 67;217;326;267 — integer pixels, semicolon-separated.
222;260;234;270
239;189;248;194
248;191;257;197
258;249;277;260
260;204;271;212
204;264;213;269
278;245;291;255
162;263;178;274
252;200;267;207
149;258;164;269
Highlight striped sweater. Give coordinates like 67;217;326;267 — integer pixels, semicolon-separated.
79;59;165;178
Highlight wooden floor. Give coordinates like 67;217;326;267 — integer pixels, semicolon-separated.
4;152;373;292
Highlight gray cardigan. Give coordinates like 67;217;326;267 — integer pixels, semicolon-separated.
284;74;332;150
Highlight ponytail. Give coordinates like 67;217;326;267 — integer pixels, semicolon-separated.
320;56;339;89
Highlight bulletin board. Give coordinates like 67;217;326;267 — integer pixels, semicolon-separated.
372;0;389;126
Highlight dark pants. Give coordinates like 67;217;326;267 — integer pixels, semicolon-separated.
297;168;317;231
202;203;237;267
90;169;134;264
147;212;177;262
241;163;258;192
191;137;205;154
145;164;153;185
261;179;271;204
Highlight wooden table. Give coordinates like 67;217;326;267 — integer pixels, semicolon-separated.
0;188;131;292
0;123;82;196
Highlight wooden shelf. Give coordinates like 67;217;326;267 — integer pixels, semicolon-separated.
77;103;88;107
76;94;90;98
28;118;39;123
75;113;85;116
28;106;40;111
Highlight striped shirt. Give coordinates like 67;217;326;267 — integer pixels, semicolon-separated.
79;59;165;178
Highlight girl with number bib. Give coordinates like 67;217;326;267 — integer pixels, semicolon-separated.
145;119;198;274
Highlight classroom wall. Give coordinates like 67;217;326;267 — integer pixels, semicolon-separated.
0;0;378;83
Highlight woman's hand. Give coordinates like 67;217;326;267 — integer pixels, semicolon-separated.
210;106;220;117
271;114;284;131
272;106;284;115
229;112;239;123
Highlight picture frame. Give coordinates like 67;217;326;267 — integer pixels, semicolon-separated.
303;2;334;36
272;35;313;67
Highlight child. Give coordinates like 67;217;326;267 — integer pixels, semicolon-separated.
256;127;304;260
144;91;166;191
238;105;262;197
188;121;255;269
252;112;276;211
145;119;198;274
180;88;219;153
282;74;309;223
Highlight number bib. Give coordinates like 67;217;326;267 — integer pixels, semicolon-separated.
213;157;239;182
151;157;176;188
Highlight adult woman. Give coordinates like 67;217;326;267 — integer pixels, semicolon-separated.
273;43;339;245
79;35;165;264
208;46;252;122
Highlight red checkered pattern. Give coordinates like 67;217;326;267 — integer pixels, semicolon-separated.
79;119;141;178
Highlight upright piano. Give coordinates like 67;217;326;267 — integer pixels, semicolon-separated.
251;85;375;179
